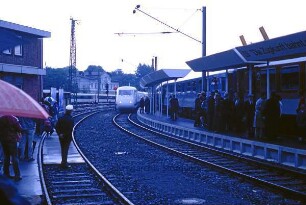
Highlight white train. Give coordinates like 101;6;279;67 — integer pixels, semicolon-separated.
115;86;142;112
71;92;115;104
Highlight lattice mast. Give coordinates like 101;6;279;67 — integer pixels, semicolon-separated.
69;17;79;94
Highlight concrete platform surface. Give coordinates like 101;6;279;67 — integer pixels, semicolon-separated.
4;132;85;204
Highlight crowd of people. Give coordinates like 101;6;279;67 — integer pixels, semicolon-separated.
0;97;59;182
0;95;76;204
192;90;306;142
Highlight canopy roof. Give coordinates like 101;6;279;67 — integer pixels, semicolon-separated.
186;30;306;72
140;69;190;88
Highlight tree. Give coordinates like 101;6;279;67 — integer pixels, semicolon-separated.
135;63;154;79
109;70;138;88
85;65;104;73
43;67;70;90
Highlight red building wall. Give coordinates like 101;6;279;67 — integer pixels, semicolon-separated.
0;34;43;68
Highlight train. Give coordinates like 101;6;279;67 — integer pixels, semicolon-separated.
160;57;306;137
71;92;116;104
116;86;148;112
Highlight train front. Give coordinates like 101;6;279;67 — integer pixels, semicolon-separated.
116;87;138;112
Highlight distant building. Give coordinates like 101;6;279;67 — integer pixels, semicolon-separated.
0;19;50;101
77;71;119;94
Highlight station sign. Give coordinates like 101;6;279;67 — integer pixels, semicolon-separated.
236;31;306;61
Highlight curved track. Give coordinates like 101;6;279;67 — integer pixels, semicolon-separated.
113;113;306;203
38;107;134;205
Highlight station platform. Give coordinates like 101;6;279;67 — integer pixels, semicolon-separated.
12;132;84;204
137;112;306;171
139;112;306;150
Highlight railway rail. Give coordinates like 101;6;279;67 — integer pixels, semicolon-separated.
113;113;306;203
38;107;133;205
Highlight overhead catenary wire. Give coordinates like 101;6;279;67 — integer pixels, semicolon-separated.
133;5;202;44
114;31;178;36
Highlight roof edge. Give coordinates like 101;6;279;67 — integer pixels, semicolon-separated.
0;20;51;38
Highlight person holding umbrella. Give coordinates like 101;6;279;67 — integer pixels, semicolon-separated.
0;115;22;181
55;105;74;169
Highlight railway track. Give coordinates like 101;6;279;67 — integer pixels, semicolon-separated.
38;108;133;205
113;113;306;203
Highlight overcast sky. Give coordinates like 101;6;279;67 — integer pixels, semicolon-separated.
1;0;305;73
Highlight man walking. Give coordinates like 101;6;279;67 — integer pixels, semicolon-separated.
55;105;74;169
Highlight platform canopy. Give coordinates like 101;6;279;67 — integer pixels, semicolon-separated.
140;69;190;88
186;30;306;72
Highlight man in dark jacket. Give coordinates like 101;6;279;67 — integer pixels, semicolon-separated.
55;105;74;169
263;92;280;141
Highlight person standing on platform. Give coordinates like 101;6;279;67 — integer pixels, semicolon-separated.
194;93;202;127
222;92;233;132
55;105;75;169
213;92;223;132
263;92;280;141
170;95;179;120
0;115;22;181
18;117;36;161
233;92;245;134
139;97;145;114
144;96;150;114
244;94;255;138
254;92;266;139
200;92;207;127
32;117;44;158
296;91;306;143
297;90;305;113
206;91;215;131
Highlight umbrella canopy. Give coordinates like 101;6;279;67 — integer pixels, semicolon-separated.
0;80;49;119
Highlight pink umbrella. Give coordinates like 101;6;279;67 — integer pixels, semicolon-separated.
0;80;49;119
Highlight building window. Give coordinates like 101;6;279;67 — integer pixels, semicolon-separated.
2;48;12;55
281;65;299;91
14;44;23;56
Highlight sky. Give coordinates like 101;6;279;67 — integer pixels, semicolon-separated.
1;0;305;74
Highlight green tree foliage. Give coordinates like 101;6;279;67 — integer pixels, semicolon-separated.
85;65;105;73
43;63;152;91
109;70;137;88
43;67;70;90
135;63;154;79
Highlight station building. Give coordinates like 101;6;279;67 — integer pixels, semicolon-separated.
0;19;50;101
77;70;119;93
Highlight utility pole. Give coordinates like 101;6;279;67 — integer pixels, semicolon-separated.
97;70;101;104
69;17;79;104
201;7;207;92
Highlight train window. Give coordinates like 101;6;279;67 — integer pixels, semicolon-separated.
181;83;185;92
119;90;133;95
169;85;174;93
198;80;202;92
192;81;196;91
281;65;299;90
187;82;191;91
177;84;181;92
260;68;276;92
221;77;226;91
